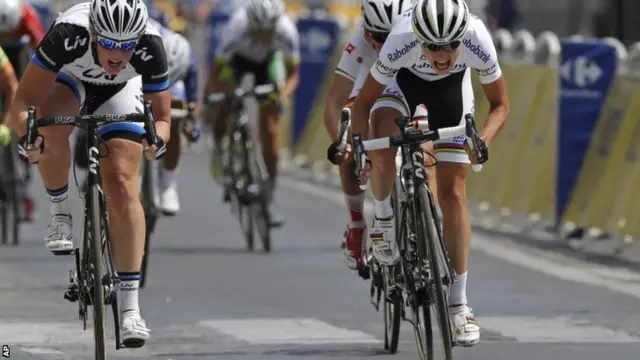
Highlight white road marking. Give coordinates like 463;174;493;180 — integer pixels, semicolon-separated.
200;318;380;345
21;347;65;355
480;316;639;343
279;176;640;300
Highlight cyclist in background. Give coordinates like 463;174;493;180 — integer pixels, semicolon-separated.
0;45;18;144
324;0;412;272
0;0;45;221
206;0;300;227
351;0;509;346
149;18;201;215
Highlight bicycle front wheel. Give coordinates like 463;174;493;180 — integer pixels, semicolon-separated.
89;184;107;360
139;158;157;288
418;185;453;360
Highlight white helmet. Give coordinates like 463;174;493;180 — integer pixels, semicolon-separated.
246;0;285;29
362;0;412;33
0;0;22;32
89;0;149;41
412;0;470;44
164;32;192;84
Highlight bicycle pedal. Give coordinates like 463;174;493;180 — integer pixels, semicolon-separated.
52;249;75;256
63;286;79;302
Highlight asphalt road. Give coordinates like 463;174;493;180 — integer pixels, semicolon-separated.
2;152;640;360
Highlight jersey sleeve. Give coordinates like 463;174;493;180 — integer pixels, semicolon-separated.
369;39;402;85
213;12;244;63
470;21;502;84
20;4;45;48
278;17;300;64
183;53;199;103
31;23;88;73
0;47;9;68
130;34;170;94
335;32;365;82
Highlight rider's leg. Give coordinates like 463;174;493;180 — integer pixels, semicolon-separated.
35;74;82;253
257;54;285;226
432;70;479;346
160;97;185;215
209;64;236;182
94;78;149;346
367;81;409;266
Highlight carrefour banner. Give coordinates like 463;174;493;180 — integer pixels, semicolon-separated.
206;13;230;67
557;40;616;223
292;15;342;145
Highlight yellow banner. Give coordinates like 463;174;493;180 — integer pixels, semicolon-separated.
561;76;639;225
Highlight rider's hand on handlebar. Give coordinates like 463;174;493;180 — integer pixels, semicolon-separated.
355;152;372;186
327;142;353;165
18;135;44;163
464;137;488;165
142;137;167;160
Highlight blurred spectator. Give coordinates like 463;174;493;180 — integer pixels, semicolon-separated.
191;0;243;22
486;0;520;31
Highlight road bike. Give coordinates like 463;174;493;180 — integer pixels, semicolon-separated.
207;84;275;252
350;111;488;360
0;131;26;246
24;102;161;359
140;102;196;288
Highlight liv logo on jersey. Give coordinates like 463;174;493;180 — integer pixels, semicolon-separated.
387;40;419;62
463;38;490;63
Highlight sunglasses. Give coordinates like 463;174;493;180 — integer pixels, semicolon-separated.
370;31;389;44
422;40;461;52
96;36;138;52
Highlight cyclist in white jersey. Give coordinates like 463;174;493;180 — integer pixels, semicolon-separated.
8;0;173;347
206;0;300;227
351;0;510;346
324;0;412;272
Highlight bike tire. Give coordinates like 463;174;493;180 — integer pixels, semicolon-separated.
0;146;10;245
383;281;402;354
246;138;271;253
139;158;157;289
89;184;107;360
9;140;21;246
418;185;453;360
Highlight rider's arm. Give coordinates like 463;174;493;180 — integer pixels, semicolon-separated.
8;23;86;136
324;73;354;141
205;15;238;93
183;52;200;120
479;76;509;144
132;34;172;144
0;48;18;123
324;34;367;141
472;20;509;145
281;61;299;99
279;17;300;98
19;4;45;48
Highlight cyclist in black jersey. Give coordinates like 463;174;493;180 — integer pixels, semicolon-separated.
8;0;172;348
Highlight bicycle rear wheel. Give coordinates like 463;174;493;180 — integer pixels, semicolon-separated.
0;146;11;245
89;184;107;360
418;185;453;360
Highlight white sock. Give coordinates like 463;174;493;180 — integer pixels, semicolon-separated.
119;272;140;314
449;271;468;306
163;168;177;189
46;185;70;215
345;193;365;228
373;194;393;219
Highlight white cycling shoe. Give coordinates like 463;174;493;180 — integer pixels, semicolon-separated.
45;214;74;254
450;304;480;346
122;311;150;348
369;217;400;266
160;186;180;216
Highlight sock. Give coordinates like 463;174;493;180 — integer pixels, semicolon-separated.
163;168;177;189
373;194;393;219
46;185;69;215
345;193;365;228
119;272;141;313
449;271;468;306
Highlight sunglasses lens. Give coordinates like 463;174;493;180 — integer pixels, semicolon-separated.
98;38;117;50
120;42;137;51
